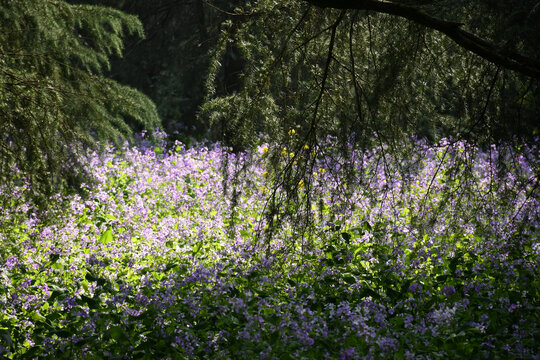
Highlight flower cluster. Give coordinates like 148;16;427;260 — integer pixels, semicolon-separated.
0;136;538;359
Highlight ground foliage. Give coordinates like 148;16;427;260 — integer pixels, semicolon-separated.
1;134;538;359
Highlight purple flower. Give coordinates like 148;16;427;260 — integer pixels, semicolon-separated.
404;314;414;329
508;303;521;313
408;282;422;293
441;285;456;296
4;255;19;271
339;347;356;360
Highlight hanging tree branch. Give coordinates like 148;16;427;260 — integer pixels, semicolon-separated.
304;0;540;79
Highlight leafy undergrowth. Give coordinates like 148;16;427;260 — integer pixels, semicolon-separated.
1;136;539;359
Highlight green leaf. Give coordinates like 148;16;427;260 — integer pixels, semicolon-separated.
106;214;117;221
80;295;100;310
191;241;203;255
164;263;180;272
49;253;60;264
110;325;124;340
341;232;352;243
30;311;46;323
362;221;372;231
353;246;366;259
99;227;113;244
263;307;275;316
359;260;371;270
436;275;449;283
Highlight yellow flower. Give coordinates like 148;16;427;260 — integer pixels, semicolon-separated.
298;179;304;188
289;152;295;158
288;129;296;136
303;144;309;150
262;171;269;178
262;146;269;154
319;168;325;174
281;147;287;155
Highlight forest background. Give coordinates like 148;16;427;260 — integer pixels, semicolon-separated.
1;0;540;201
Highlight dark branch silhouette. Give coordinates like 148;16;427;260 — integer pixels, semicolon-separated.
305;0;540;79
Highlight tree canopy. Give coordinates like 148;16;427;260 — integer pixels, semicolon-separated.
65;0;539;147
67;0;240;139
200;0;539;146
0;0;159;202
305;0;540;79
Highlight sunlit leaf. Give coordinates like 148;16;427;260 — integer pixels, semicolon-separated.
99;227;113;244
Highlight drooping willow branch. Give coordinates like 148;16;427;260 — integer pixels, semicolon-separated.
304;0;540;79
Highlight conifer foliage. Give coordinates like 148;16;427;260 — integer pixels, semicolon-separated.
0;0;159;201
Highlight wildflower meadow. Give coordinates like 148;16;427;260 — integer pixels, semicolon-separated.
1;134;539;359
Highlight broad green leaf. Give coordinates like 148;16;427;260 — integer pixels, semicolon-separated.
81;279;89;292
30;311;46;323
99;227;113;244
263;307;275;316
353;246;365;259
192;242;203;255
106;214;117;221
110;325;124;340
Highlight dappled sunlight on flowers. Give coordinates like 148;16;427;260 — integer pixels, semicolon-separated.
0;136;538;358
